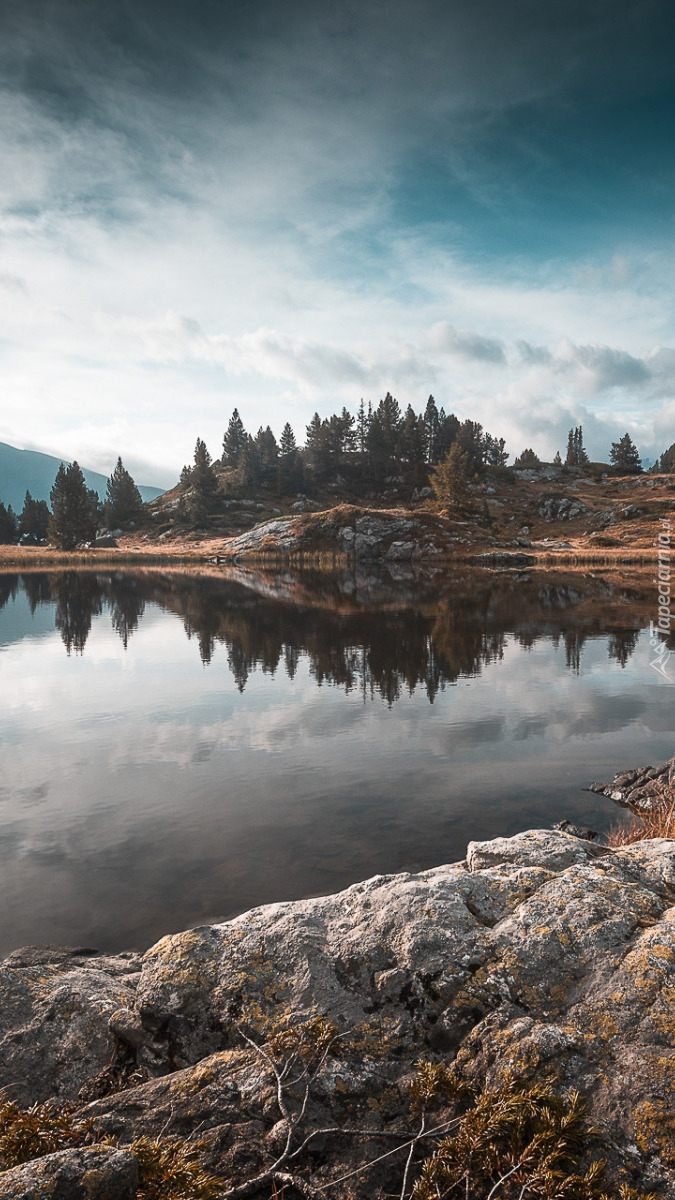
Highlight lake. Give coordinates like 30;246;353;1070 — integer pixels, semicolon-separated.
0;564;672;956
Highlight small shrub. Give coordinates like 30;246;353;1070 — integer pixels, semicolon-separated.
0;1101;91;1170
132;1136;221;1200
608;804;675;846
411;1075;657;1200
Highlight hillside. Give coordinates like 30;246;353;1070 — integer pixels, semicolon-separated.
0;441;164;511
130;462;674;564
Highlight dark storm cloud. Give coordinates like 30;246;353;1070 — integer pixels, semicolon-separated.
6;0;675;196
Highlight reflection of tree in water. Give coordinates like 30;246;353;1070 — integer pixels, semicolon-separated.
21;573;52;614
51;573;103;655
106;576;145;650
5;569;652;700
562;629;588;675
0;575;18;611
608;629;640;668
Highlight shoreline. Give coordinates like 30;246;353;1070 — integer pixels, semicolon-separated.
2;814;675;1197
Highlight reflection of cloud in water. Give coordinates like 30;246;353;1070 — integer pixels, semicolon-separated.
0;568;672;953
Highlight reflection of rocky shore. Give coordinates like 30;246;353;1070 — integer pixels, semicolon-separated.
0;567;660;701
591;754;675;815
2;825;675;1196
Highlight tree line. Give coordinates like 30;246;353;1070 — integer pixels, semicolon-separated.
179;396;663;520
0;398;672;545
0;457;143;547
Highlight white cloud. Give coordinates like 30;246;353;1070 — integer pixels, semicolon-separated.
0;6;674;478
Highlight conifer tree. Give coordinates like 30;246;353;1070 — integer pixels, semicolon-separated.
0;502;17;544
189;439;218;521
222;409;247;466
423;395;439;464
609;432;642;474
18;491;50;543
48;462;98;550
430;444;471;508
565;426;589;466
104;458;143;528
279;422;297;457
514;448;540;468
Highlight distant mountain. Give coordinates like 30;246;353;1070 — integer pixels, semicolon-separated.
0;442;165;512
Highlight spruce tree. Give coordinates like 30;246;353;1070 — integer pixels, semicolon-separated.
222;409;246;466
609;432;642;474
279;423;297;457
514;448;540;468
0;502;17;544
565;426;589;466
423;395;439;464
48;462;98;549
18;491;50;543
189;439;218;521
105;457;143;528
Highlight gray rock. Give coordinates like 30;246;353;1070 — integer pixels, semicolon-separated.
590;755;675;814
466;829;599;872
385;540;414;559
0;1147;138;1200
537;496;589;521
7;827;675;1193
0;950;140;1103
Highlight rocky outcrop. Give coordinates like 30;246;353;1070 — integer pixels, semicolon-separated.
3;830;675;1195
0;1148;138;1200
590;755;675;814
218;506;459;563
537;495;589;521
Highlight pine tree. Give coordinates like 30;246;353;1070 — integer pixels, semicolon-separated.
222;409;247;466
189;439;218;521
279;422;297;457
575;426;589;464
553;450;562;466
514;448;540;468
656;441;675;473
104;458;143;528
435;409;461;461
304;413;331;479
399;404;427;482
423;395;439;464
48;462;98;549
456;420;485;475
609;432;642;474
254;426;279;474
0;502;17;544
18;491;50;543
565;426;589;466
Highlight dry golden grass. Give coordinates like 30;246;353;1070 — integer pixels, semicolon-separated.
607;804;675;847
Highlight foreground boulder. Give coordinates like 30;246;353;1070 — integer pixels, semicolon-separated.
2;829;675;1195
0;1148;138;1200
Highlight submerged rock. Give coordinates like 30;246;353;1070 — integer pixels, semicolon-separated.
3;829;675;1194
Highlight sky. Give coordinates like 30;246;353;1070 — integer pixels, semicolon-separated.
1;0;675;486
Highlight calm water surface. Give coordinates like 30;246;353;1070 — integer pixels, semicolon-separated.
0;566;672;955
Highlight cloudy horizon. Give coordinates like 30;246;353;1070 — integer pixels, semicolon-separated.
1;0;674;487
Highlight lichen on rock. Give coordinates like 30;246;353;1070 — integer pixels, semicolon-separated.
2;828;675;1195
